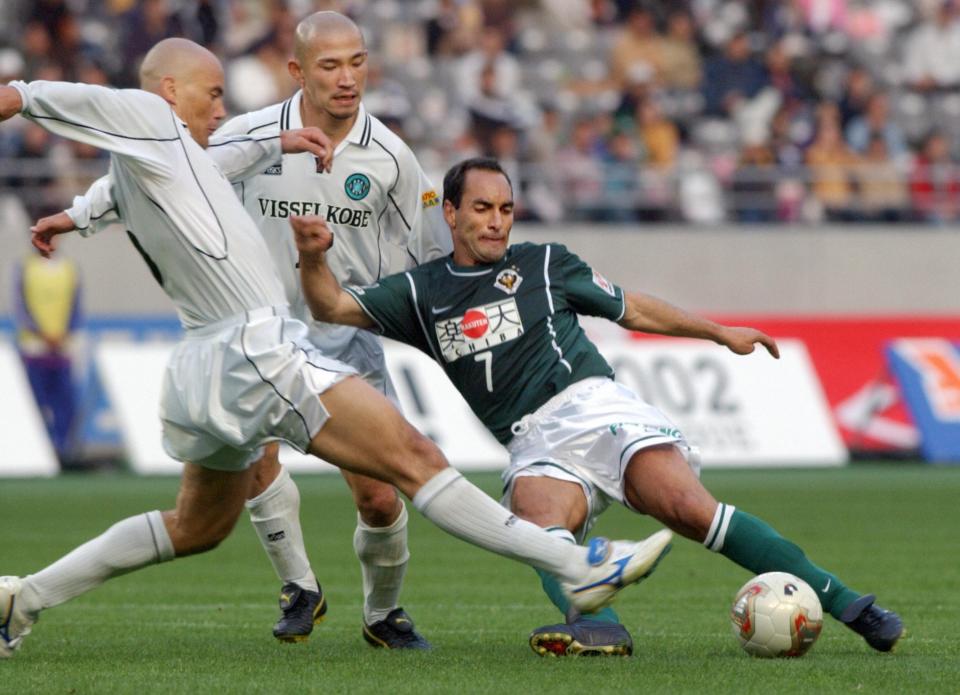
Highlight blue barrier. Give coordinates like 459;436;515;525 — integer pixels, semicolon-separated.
0;315;181;460
887;339;960;464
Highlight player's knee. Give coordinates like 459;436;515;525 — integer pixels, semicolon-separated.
658;487;715;538
248;445;281;499
394;425;447;481
353;483;400;526
168;513;239;557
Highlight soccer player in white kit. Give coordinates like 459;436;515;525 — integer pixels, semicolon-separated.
0;39;674;659
57;12;448;648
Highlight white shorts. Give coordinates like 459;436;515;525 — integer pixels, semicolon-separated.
159;306;356;471
502;377;699;539
307;321;400;409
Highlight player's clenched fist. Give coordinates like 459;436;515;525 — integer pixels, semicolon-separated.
291;215;334;256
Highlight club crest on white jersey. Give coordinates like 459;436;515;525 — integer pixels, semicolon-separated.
434;298;524;362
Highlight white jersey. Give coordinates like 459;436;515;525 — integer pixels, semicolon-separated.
215;92;452;353
12;80;288;329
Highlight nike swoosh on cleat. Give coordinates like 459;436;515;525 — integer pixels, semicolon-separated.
572;556;631;594
822;579;831;592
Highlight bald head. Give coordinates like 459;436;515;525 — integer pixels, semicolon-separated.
138;38;226;148
294;11;364;65
140;38;221;93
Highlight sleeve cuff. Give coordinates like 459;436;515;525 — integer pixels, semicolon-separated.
8;81;30;113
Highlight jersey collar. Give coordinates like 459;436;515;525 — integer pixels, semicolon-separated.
285;90;372;154
338;102;372;154
444;247;512;276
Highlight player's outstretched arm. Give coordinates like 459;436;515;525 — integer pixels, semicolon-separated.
619;291;779;358
207;127;333;183
291;215;374;329
30;212;76;258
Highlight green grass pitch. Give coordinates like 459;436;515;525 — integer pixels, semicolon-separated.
2;464;958;694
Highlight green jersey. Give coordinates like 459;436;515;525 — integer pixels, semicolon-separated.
345;242;626;443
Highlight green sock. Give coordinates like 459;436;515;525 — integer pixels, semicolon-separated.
707;505;860;620
535;567;621;624
537;527;620;624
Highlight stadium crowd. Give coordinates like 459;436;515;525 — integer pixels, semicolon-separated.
1;0;959;225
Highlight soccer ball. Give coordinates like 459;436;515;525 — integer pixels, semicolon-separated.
730;572;823;657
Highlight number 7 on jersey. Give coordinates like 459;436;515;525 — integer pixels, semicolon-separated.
474;351;493;392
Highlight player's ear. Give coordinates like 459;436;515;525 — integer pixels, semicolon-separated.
442;199;457;230
158;76;177;106
288;59;304;85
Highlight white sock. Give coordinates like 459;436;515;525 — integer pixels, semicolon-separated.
246;466;318;592
412;468;587;583
21;510;174;614
354;503;410;625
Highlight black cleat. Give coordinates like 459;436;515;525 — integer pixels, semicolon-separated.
840;594;904;652
529;618;633;657
362;608;431;650
272;583;327;643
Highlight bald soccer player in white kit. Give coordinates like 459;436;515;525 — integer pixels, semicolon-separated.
55;11;449;648
0;38;673;659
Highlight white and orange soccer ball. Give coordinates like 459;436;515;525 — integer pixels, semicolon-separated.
730;572;823;657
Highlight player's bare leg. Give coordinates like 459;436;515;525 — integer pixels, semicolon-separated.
339;470;429;649
306;376;674;615
244;443;327;642
623;444;903;651
511;478;634;657
2;462;254;658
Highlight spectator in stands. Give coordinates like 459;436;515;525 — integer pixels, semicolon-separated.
601;127;640;222
466;59;520;148
456;26;521;107
637;97;680;170
903;0;960;92
765;37;812;108
838;66;875;128
659;9;702;92
50;14;103;81
425;0;483;57
845;92;908;164
555;116;606;220
20;21;54;79
910;130;960;223
4;123;60;220
225;4;299;112
731;140;778;223
610;6;665;91
805;102;861;221
857;135;909;223
702;31;769;118
120;0;185;86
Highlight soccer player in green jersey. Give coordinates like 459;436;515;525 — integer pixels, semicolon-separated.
290;157;904;657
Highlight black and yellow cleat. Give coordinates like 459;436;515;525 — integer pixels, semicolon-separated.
841;594;904;653
529;618;633;657
362;608;431;650
272;583;327;643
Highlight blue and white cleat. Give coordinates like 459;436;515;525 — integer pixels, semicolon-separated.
562;529;673;614
0;576;35;659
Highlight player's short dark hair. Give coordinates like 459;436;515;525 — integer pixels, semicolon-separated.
442;157;513;208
